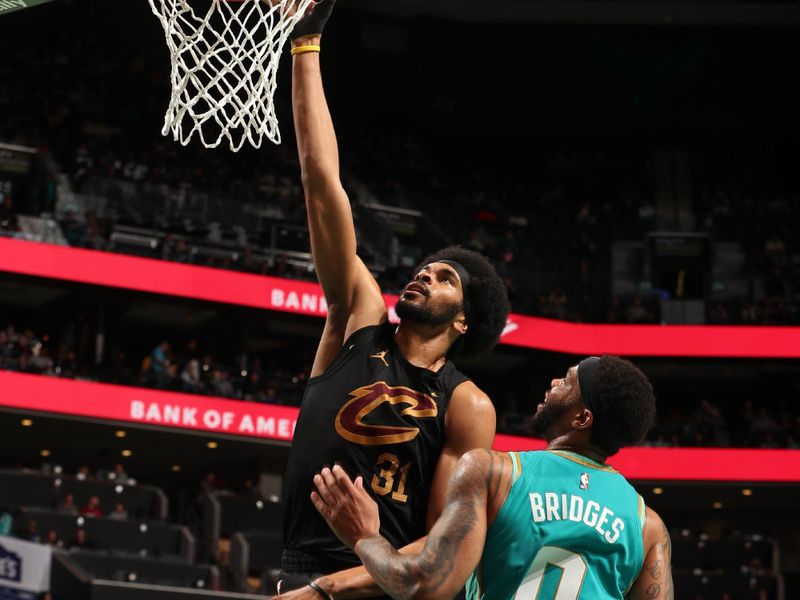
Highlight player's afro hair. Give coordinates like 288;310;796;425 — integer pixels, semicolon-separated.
415;246;510;358
593;355;656;455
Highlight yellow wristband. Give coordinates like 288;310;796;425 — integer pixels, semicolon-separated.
291;45;321;56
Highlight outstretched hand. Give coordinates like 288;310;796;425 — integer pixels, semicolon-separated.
291;0;336;40
311;465;380;550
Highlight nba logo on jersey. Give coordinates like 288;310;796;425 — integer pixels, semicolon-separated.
579;473;590;490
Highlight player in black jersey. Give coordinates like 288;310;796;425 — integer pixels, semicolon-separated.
277;1;510;598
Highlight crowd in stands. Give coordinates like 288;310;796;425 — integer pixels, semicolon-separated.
499;392;800;450
644;396;800;449
2;9;799;326
1;321;310;406
140;340;310;405
6;316;800;451
695;148;800;326
0;463;134;552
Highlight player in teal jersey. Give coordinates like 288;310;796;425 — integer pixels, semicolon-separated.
311;355;674;600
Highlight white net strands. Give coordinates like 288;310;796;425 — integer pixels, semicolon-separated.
148;0;314;151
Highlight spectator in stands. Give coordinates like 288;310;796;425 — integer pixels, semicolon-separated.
750;408;780;446
708;302;731;324
262;386;280;405
58;493;79;515
54;346;79;378
200;355;215;387
741;300;760;324
108;463;131;484
80;495;103;518
242;478;263;500
149;340;172;389
19;519;41;543
27;344;54;374
200;472;220;497
693;398;730;447
180;359;203;394
68;527;96;550
76;465;93;481
243;370;265;401
211;369;235;398
0;506;12;536
626;296;652;323
108;501;128;521
45;529;61;547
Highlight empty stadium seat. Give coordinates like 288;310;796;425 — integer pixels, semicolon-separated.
0;470;168;519
15;508;193;560
229;530;282;592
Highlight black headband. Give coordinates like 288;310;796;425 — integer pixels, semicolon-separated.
577;356;617;454
438;260;471;290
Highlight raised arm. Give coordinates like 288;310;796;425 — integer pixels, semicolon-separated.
312;450;512;600
291;0;386;376
627;507;674;600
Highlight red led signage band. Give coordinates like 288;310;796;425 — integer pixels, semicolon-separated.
1;238;798;358
2;371;799;482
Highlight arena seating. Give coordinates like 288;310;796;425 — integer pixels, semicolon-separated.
0;470;167;520
202;493;282;560
670;529;782;600
229;531;282;593
14;508;193;560
673;573;780;600
50;550;223;599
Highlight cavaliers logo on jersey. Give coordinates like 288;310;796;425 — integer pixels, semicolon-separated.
335;381;438;445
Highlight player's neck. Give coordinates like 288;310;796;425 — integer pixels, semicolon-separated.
393;323;451;372
546;436;609;465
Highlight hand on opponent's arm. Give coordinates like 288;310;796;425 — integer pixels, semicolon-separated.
312;453;495;600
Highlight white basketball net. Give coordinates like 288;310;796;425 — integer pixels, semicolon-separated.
148;0;314;151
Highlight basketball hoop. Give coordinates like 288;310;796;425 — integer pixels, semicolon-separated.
148;0;314;151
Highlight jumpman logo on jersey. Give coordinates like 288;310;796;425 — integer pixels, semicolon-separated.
370;350;390;367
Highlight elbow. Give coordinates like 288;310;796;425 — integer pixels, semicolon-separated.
398;568;452;600
300;172;342;204
299;156;339;192
394;581;423;600
406;582;448;600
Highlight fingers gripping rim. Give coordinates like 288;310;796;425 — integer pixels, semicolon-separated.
148;0;315;151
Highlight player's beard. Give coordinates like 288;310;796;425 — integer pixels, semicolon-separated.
396;297;463;328
525;401;571;438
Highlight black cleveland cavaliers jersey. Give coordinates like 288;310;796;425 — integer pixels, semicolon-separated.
283;322;470;568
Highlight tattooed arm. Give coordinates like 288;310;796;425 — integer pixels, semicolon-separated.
312;450;512;600
627;507;674;600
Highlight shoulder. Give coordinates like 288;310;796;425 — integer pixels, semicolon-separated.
444;382;496;450
450;449;512;490
449;381;495;418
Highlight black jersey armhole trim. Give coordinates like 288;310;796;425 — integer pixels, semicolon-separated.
306;322;386;386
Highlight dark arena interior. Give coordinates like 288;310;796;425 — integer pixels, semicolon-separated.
1;0;799;598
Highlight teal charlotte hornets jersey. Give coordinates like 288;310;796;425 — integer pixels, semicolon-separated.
466;450;646;600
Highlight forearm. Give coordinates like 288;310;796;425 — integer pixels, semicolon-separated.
352;536;434;600
291;35;340;187
349;528;471;600
314;538;426;599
